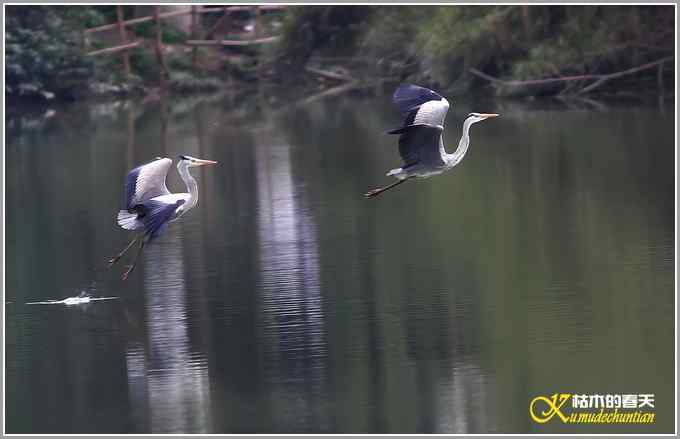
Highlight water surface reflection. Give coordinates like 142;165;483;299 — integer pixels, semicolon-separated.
255;127;329;432
5;92;675;434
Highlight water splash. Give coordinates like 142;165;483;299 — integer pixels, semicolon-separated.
26;291;118;306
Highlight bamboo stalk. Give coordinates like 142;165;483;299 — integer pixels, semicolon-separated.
254;5;262;37
85;8;191;34
81;29;89;51
85;5;286;35
116;6;131;78
197;5;286;13
85;41;141;56
205;6;230;39
153;6;170;89
521;6;530;38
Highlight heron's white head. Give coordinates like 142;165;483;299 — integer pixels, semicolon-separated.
466;112;500;124
178;155;218;168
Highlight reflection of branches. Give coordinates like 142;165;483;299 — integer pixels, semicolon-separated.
126;105;136;168
159;96;169;155
555;95;608;112
194;103;206;155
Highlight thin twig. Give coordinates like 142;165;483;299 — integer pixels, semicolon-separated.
470;68;600;86
577;56;672;94
469;56;674;95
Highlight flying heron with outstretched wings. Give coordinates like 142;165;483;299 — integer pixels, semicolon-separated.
365;84;499;198
109;155;217;280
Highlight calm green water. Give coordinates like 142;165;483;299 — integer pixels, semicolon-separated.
5;90;675;433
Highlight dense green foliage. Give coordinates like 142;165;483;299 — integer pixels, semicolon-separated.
5;5;212;102
5;5;673;102
5;6;105;100
274;6;372;78
279;5;674;92
132;20;188;44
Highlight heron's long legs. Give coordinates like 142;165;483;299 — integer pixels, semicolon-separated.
121;239;146;281
108;234;141;267
364;178;410;198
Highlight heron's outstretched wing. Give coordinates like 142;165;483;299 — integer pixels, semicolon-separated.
125;157;172;210
391;84;450;129
391;125;446;168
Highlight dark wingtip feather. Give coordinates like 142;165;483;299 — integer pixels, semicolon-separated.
386;127;406;135
386;123;443;135
125;168;141;210
392;84;444;114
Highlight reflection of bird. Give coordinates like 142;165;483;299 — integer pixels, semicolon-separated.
365;84;499;198
109;155;217;280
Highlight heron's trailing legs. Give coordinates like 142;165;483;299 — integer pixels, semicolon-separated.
364;178;410;198
121;239;145;281
108;235;140;267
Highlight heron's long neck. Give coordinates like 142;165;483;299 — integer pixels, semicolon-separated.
178;163;199;210
447;118;473;166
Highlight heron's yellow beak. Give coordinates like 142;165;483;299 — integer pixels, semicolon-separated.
196;158;218;166
481;113;500;119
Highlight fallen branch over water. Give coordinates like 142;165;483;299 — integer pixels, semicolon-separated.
577;57;673;94
296;81;360;106
469;56;673;96
304;66;355;82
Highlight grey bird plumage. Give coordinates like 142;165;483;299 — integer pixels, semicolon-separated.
110;155;217;280
365;84;499;198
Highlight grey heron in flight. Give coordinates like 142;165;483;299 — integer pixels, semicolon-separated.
109;155;217;280
365;84;499;198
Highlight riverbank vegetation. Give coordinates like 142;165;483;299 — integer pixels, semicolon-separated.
277;5;674;97
5;5;675;105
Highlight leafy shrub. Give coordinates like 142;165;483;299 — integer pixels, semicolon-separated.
133;20;188;44
5;6;102;100
169;71;222;93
